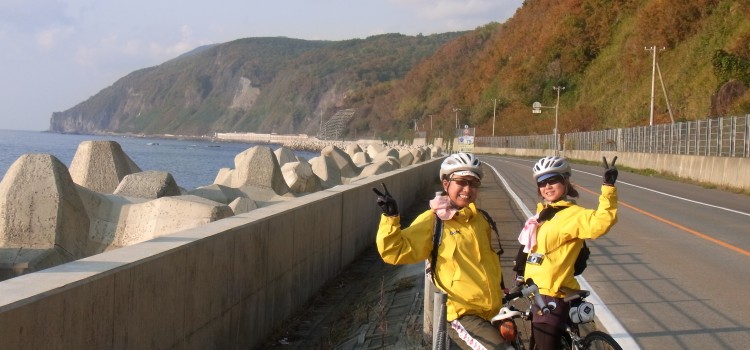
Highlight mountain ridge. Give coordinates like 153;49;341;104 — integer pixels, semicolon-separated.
49;0;750;141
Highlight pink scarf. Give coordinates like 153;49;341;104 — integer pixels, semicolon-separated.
429;193;458;220
518;214;540;253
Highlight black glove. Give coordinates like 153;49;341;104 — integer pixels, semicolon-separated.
372;182;399;216
602;156;618;186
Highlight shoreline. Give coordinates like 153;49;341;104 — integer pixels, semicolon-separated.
44;130;436;153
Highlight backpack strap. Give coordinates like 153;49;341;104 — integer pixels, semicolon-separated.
477;208;503;255
426;213;445;289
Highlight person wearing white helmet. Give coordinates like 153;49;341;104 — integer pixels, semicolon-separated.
373;152;508;349
517;155;619;349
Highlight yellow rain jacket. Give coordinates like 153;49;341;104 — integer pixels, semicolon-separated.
376;203;503;321
524;185;618;298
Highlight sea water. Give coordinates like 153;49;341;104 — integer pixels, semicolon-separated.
0;129;319;191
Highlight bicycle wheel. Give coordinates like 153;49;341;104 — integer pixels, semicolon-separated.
582;331;623;350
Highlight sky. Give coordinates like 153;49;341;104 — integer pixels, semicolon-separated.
0;0;524;131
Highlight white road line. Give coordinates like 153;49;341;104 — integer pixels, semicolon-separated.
485;162;641;350
574;169;750;217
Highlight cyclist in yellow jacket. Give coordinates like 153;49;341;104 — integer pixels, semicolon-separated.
520;155;618;349
373;153;506;349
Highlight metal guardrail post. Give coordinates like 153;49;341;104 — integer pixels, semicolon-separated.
432;291;448;350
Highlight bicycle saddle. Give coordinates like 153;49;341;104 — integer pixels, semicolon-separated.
490;307;522;325
560;287;590;302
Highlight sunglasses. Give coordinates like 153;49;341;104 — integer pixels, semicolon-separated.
450;177;481;188
537;176;564;187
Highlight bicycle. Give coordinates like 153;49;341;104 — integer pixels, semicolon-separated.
491;279;623;350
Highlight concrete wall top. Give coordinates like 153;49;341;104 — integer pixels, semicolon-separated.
0;157;443;349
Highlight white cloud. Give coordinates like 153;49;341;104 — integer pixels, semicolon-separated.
35;26;74;50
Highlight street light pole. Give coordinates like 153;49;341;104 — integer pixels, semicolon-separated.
452;108;461;129
553;86;565;155
532;87;565;156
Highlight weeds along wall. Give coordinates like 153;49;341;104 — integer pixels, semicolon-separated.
0;158;443;350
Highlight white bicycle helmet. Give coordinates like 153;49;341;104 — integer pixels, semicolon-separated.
532;156;571;181
439;153;483;180
569;301;595;324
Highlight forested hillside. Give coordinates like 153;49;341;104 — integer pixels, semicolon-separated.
49;0;750;141
369;0;750;140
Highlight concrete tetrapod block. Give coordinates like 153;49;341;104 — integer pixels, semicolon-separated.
308;155;343;189
351;151;372;166
431;145;443;158
281;161;323;194
113;171;181;199
113;195;234;247
228;196;258;215
234;185;296;208
366;143;386;160
399;149;416;167
345;144;363;159
274;147;298;167
69;140;142;193
409;148;425;163
0;154;90;279
188;184;252;205
231;146;290;195
421;146;434;161
321;145;361;178
213;168;234;186
373;148;401;166
75;185;146;256
352;157;401;179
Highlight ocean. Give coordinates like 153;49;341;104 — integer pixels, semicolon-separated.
0;129;319;191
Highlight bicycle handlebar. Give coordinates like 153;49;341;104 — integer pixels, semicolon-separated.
504;278;557;315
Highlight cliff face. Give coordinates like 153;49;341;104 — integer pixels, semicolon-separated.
48;34;462;138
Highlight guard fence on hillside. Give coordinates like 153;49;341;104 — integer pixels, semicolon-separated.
476;114;750;158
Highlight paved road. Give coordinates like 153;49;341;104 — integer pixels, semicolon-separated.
263;155;749;349
482;155;750;350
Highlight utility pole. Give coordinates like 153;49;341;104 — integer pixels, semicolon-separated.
452;108;461;129
656;62;675;123
645;46;665;126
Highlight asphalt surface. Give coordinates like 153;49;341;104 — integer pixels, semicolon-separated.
481;155;750;349
262;155;750;349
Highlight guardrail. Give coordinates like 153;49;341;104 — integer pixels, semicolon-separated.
477;115;750;158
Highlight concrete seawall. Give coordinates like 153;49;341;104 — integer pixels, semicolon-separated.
0;158;441;349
